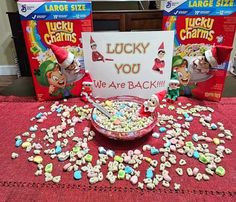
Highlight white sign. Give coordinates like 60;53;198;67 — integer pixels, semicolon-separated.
82;31;174;98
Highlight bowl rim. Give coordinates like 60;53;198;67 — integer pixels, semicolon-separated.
90;95;158;140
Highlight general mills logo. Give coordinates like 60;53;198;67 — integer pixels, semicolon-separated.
21;4;27;12
166;1;172;8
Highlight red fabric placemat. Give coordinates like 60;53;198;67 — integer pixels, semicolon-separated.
0;96;235;202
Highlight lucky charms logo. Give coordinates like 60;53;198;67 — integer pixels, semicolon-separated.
179;17;215;41
44;21;77;44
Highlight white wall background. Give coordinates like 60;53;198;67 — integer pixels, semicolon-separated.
0;1;17;65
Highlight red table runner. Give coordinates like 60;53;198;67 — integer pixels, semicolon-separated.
0;96;235;202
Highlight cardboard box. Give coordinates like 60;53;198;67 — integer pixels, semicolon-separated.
18;0;93;101
163;0;236;101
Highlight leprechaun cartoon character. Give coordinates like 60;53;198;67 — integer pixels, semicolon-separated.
152;42;165;74
35;60;73;98
166;71;180;103
172;55;195;97
49;44;85;84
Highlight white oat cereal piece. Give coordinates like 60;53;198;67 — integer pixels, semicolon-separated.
202;174;210;181
214;157;222;163
164;151;170;157
179;159;186;166
169;157;176;165
31;133;36;139
67;165;74;172
26;146;32;153
37;164;44;170
98;173;103;181
133;163;139;169
155;174;163;182
219;126;225;131
138;182;144;190
159;163;165;171
136;159;142;165
73;165;79;171
109;176;117;184
48;138;55;144
160;156;166;163
126;174;131;180
118;163;125;170
28;156;34;162
187;150;194;157
169;154;176;159
147;183;155;190
187;168;193;176
218;133;225;138
195;173;203;181
207;162;217;171
162;180;170;188
11;152;19;159
162;170;169;176
225;136;232;140
159;148;166;153
15;135;21;140
53;176;61;183
45;174;53;182
150;160;158;167
50;154;57;159
153;178;159;186
89;177;99;184
205;168;214;175
174;183;181;190
35;170;43;176
176;168;183;176
216;151;224;158
225;148;232;154
22;132;30;137
216;145;225;151
177;149;185;154
143;178;152;184
34;150;41;155
134;170;140;177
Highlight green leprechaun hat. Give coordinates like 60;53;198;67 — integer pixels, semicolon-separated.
172;55;184;68
34;60;57;86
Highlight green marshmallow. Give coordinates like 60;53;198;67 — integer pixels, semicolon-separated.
118;170;125;179
215;166;225;176
199;154;209;164
84;154;93;162
114;155;123;163
73;146;80;153
185;141;194;149
45;163;53;173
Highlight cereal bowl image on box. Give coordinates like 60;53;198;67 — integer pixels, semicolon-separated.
90;96;158;141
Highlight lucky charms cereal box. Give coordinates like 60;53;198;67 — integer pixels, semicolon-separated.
163;0;236;101
17;0;93;101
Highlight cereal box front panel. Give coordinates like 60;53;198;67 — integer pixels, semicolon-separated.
163;0;236;101
18;1;93;101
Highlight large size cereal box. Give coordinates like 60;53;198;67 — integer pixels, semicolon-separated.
17;0;93;101
163;0;236;101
